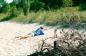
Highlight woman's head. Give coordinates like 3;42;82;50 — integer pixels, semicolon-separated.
40;27;43;29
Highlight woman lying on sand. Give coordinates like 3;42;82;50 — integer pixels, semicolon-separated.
15;26;44;40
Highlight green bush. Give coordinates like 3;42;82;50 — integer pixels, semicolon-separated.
63;0;73;7
79;2;86;11
30;0;45;12
1;3;11;13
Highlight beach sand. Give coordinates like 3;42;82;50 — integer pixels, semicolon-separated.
0;21;54;56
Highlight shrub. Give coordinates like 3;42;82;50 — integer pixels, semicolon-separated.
30;0;45;12
79;2;86;11
63;0;73;7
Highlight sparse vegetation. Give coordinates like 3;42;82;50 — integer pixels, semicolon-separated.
9;7;86;28
29;28;86;56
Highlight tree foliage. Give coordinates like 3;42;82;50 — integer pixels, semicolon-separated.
0;0;86;15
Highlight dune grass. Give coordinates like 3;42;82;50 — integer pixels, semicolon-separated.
0;13;8;20
0;7;86;28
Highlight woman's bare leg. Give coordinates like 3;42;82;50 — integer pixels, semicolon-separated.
15;33;33;40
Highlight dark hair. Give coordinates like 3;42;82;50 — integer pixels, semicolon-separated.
40;27;43;29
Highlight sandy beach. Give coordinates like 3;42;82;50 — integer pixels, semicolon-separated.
0;21;86;56
0;21;55;56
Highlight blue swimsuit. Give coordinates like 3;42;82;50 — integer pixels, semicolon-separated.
34;28;44;36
